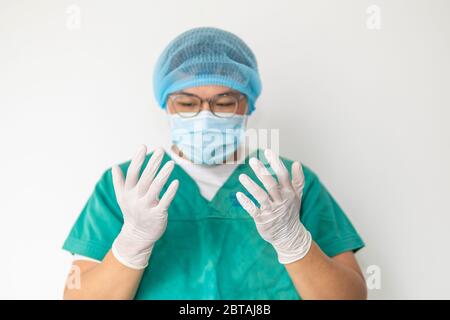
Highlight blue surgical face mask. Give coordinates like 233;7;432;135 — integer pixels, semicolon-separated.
168;111;246;165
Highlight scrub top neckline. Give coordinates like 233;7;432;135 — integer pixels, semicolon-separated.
163;149;258;207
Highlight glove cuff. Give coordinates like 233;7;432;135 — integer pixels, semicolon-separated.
275;225;312;264
111;223;156;270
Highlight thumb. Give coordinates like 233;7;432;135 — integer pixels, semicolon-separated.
236;192;259;218
111;165;125;199
291;161;305;197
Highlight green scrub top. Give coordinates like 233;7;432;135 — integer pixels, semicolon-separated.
63;149;365;299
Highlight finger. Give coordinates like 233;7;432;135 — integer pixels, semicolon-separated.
238;174;271;208
137;147;165;195
249;157;282;202
264;149;293;191
157;179;179;211
236;192;259;217
291;161;305;197
145;160;175;203
125;145;147;190
111;165;125;198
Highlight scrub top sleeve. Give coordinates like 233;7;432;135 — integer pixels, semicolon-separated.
300;166;365;257
62;168;124;261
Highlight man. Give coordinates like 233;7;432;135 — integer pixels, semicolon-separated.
63;27;366;299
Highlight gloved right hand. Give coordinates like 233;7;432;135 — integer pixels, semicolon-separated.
111;145;178;269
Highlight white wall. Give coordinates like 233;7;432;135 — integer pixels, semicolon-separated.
1;0;449;299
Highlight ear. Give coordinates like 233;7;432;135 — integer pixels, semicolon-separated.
243;100;250;115
166;98;174;114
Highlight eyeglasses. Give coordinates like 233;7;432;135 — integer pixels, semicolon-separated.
167;91;246;118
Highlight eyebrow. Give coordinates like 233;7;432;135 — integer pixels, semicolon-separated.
176;90;239;96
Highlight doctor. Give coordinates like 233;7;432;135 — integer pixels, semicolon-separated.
63;27;367;299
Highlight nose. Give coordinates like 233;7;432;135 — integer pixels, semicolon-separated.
200;100;212;112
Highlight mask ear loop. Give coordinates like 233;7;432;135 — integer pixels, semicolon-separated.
233;104;249;165
166;104;189;161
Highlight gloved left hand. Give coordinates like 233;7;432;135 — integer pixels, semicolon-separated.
236;149;312;264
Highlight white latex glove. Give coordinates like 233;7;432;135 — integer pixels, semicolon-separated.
236;149;312;264
111;145;179;269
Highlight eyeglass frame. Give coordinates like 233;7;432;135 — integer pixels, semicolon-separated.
167;90;247;118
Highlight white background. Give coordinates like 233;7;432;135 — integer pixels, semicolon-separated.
1;0;449;299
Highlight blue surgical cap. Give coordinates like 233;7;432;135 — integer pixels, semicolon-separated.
153;27;262;114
